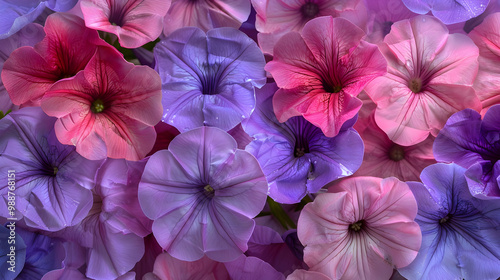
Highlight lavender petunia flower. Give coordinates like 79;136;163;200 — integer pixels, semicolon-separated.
0;23;45;116
401;0;489;24
433;105;500;199
0;107;102;231
399;163;500;280
0;0;78;39
1;225;65;280
138;126;268;262
154;26;266;133
243;83;364;204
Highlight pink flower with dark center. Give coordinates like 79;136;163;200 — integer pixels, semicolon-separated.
81;0;171;48
365;15;481;146
1;13;110;107
252;0;364;55
298;176;421;280
41;46;163;160
265;16;387;137
162;0;251;36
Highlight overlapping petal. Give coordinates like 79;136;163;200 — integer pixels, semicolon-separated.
402;0;489;24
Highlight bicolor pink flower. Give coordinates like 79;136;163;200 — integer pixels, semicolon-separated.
265;16;387;137
354;114;436;181
162;0;251;36
81;0;171;48
1;13;110;107
41;46;163;161
252;0;364;55
298;176;421;280
365;15;481;146
469;12;500;116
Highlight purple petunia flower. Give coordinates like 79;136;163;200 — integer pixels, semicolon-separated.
0;0;78;39
0;224;65;280
400;163;500;279
401;0;489;24
0;107;102;231
243;83;364;204
154;26;266;133
138;126;268;262
433;105;500;199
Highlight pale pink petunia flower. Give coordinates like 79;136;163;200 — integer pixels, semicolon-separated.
365;15;481;146
298;176;421;280
252;0;365;55
81;0;171;48
469;12;500;116
162;0;251;36
41;46;163;160
265;16;387;137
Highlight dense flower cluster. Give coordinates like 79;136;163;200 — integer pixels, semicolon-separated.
1;1;500;279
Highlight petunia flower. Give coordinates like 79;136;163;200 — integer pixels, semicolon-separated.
154;26;266;133
162;0;251;36
298;176;421;280
266;16;387;137
0;0;78;39
0;107;101;231
0;225;65;280
401;0;489;24
399;163;500;280
55;158;151;280
365;15;481;146
252;0;364;55
469;12;500;115
433;105;500;199
354;113;436;181
41;45;163;161
243;83;364;203
0;23;45;116
138;126;268;262
80;0;171;48
1;13;112;107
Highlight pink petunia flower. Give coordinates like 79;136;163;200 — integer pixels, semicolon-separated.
41;46;163;160
365;15;481;146
1;13;111;107
80;0;171;48
298;176;421;280
162;0;251;36
265;16;387;137
252;0;365;55
469;12;500;116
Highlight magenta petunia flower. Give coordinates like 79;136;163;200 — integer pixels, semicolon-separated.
252;0;363;55
298;176;421;280
80;0;171;48
162;0;251;36
138;126;268;262
365;15;481;146
1;13;111;107
41;46;163;161
469;12;500;115
266;16;387;137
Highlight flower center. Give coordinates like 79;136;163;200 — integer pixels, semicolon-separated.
301;2;320;19
53;166;59;176
388;145;405;161
439;215;450;224
409;78;423;93
204;184;215;198
382;21;393;36
294;136;310;158
323;81;342;94
200;63;222;95
350;220;364;232
91;99;105;114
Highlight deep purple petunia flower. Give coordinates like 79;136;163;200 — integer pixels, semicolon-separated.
243;83;364;204
401;0;489;24
138;126;268;262
433;105;500;199
154;26;266;133
0;107;102;231
400;163;500;279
